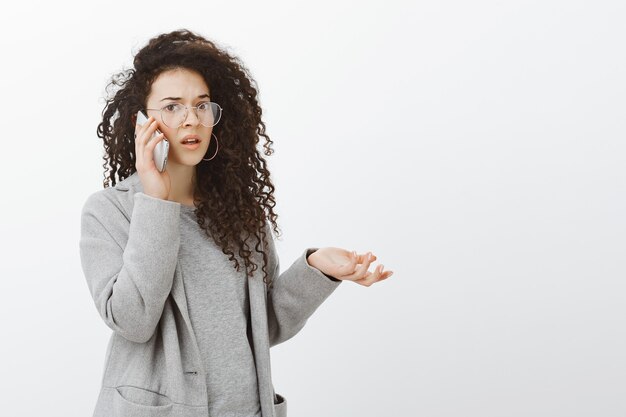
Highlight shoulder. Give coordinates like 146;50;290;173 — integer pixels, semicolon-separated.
80;172;142;221
110;172;142;192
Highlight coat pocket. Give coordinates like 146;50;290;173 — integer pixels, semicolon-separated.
113;385;173;417
273;392;287;417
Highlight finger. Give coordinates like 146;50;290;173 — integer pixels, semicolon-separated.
354;251;376;264
344;252;374;281
355;264;384;286
142;119;160;144
355;271;373;286
354;269;377;287
134;122;143;142
148;118;160;136
135;116;152;136
144;132;165;163
377;270;394;282
359;252;378;263
136;117;157;143
135;124;143;167
135;117;154;167
147;131;164;149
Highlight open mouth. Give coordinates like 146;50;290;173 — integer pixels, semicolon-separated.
182;141;201;150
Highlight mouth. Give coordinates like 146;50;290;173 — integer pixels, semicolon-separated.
180;135;202;150
180;134;202;145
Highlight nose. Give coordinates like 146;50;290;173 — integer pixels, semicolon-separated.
182;106;201;127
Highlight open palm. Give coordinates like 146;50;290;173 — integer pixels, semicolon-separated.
308;247;394;287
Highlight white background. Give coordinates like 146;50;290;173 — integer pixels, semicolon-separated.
1;1;624;416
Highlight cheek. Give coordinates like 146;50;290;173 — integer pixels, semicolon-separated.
159;126;175;141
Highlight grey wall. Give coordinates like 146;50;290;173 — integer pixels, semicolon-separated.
0;1;624;416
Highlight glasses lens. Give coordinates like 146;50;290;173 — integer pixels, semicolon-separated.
161;103;222;128
162;104;186;128
198;102;222;127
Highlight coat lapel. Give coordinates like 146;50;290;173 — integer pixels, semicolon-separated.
248;268;275;417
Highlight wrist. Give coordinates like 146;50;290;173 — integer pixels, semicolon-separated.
306;248;319;266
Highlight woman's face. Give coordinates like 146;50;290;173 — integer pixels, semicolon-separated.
144;68;214;167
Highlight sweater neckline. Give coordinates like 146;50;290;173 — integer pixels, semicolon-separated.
180;203;197;211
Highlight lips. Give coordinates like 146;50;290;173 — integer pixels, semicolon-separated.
180;134;202;144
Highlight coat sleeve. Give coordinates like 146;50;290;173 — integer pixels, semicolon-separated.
265;229;343;347
79;191;181;343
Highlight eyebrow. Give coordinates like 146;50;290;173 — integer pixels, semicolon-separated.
160;94;210;102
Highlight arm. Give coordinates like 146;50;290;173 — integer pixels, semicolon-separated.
265;232;342;347
79;191;181;343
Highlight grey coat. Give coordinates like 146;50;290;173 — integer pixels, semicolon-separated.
79;172;342;417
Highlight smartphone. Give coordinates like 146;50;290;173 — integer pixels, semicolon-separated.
136;110;169;172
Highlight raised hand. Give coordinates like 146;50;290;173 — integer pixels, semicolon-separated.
307;247;394;286
134;115;171;200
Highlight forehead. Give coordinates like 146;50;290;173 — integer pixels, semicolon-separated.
148;68;210;99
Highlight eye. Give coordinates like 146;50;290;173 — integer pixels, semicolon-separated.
197;102;211;110
163;103;180;112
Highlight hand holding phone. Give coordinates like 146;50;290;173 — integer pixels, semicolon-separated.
136;111;169;172
133;111;171;200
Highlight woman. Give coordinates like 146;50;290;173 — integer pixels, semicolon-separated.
79;28;393;417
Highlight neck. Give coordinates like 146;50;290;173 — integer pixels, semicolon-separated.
165;162;196;205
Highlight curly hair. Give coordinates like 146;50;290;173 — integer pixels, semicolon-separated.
96;28;281;288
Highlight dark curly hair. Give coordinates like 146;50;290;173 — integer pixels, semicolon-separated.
96;28;281;288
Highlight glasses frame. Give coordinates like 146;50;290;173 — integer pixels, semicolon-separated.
145;102;223;128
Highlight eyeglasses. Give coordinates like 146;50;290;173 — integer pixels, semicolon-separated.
145;102;223;128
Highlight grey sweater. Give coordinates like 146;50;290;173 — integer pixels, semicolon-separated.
179;204;260;417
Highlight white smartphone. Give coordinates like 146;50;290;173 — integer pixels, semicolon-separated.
136;110;169;172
